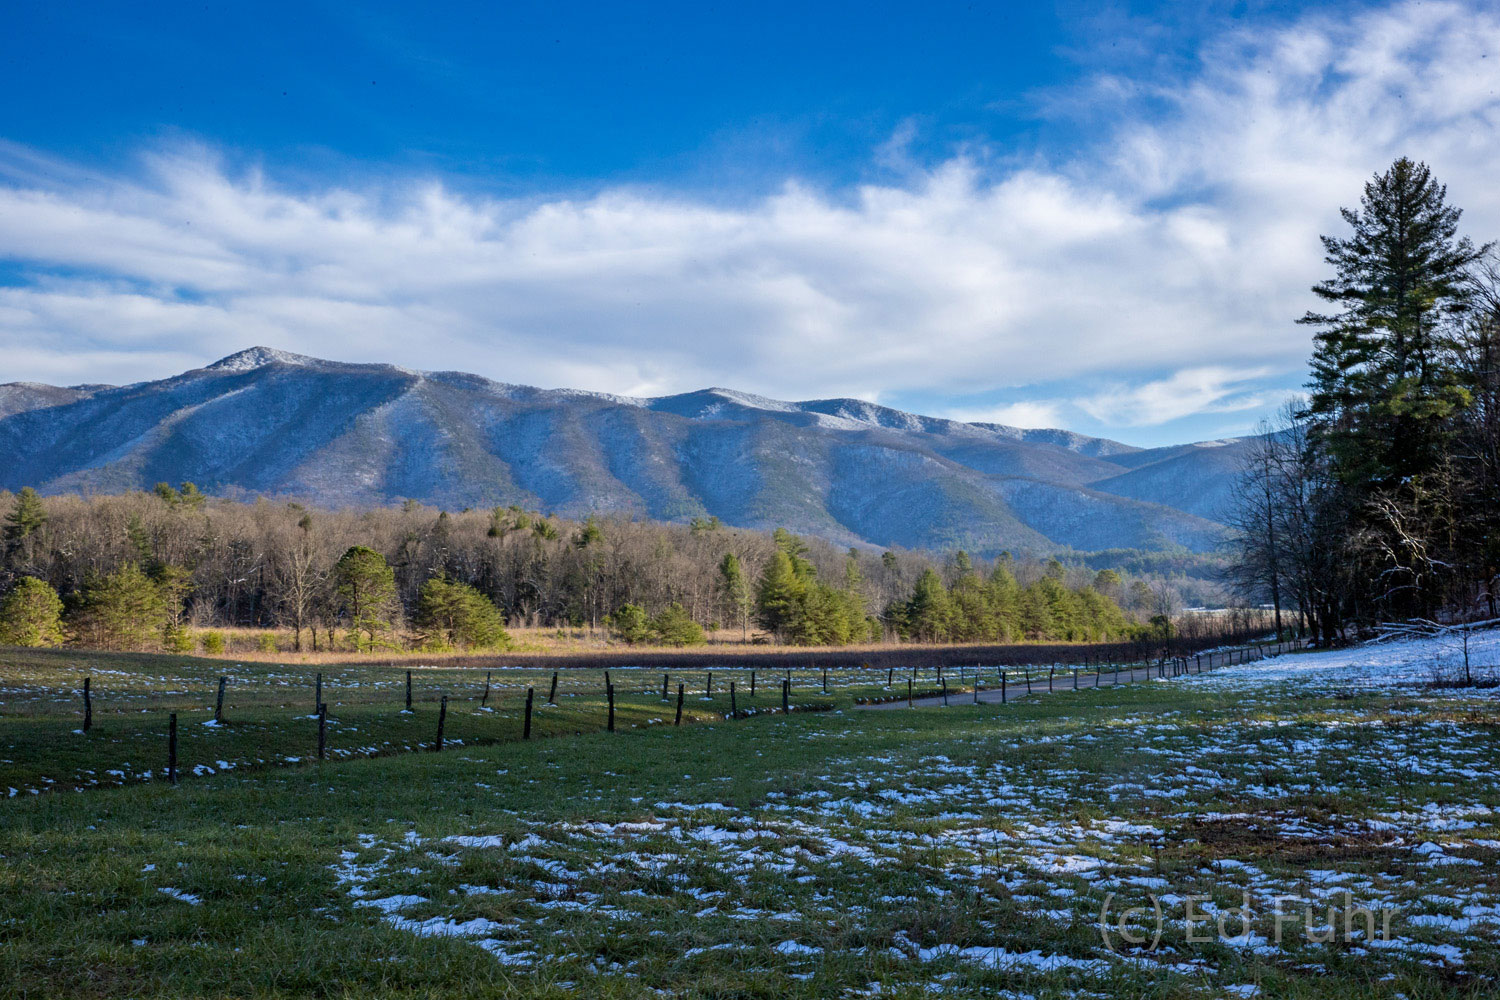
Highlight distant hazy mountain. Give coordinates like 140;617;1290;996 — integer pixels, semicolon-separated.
0;347;1251;555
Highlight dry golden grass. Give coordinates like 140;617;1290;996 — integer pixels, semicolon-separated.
163;624;1218;676
187;624;776;661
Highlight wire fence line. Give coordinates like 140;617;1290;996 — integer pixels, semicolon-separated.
2;637;1303;796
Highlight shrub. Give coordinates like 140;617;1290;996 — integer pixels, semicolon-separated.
256;633;278;653
650;602;706;647
200;631;226;655
163;623;194;653
607;604;651;644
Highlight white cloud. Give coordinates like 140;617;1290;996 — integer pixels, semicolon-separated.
944;401;1066;428
1073;367;1273;426
1;1;1499;434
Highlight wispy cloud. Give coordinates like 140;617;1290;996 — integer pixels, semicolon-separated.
1073;367;1274;427
944;401;1066;429
2;1;1499;435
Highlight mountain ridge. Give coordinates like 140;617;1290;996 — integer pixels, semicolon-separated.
0;347;1248;555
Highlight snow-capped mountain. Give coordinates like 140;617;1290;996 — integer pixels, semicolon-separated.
0;348;1251;554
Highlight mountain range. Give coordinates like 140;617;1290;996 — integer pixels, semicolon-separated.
0;347;1252;555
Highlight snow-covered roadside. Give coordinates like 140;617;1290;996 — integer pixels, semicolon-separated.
1195;628;1500;691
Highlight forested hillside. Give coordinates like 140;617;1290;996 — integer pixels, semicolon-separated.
0;487;1180;654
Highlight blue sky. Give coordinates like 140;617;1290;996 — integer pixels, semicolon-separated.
3;0;1499;445
2;2;1215;188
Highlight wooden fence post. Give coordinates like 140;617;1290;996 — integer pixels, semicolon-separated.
782;679;790;714
822;666;828;693
941;678;948;707
730;680;737;719
481;671;491;707
1000;670;1006;704
215;675;226;724
1025;668;1032;694
907;678;913;708
750;670;755;696
315;672;323;714
405;670;412;712
607;682;615;732
435;695;448;752
318;703;327;760
706;671;712;699
887;666;893;687
1073;668;1078;690
167;712;178;785
523;687;534;740
1048;666;1054;693
675;683;685;726
83;677;92;732
548;671;558;704
662;672;669;701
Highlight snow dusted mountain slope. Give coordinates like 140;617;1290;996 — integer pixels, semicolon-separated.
0;382;105;419
1087;439;1254;522
0;348;1245;554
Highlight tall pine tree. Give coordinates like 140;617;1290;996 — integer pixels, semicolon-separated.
1302;157;1488;485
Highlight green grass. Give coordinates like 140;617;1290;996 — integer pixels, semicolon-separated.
1;648;922;794
1;645;1497;997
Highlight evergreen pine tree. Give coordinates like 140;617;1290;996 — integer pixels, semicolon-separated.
3;487;48;571
718;553;752;638
416;576;510;649
905;569;951;643
0;576;65;647
334;545;398;648
3;487;46;542
67;564;169;651
754;550;806;641
1303;157;1488;484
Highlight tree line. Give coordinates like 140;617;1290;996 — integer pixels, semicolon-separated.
0;486;1158;653
1229;158;1500;641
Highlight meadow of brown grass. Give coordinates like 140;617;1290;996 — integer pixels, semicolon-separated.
173;624;1264;673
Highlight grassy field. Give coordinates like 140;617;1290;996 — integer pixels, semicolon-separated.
1;638;1497;997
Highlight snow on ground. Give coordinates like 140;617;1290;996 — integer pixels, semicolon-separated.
324;629;1500;990
1199;627;1500;691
